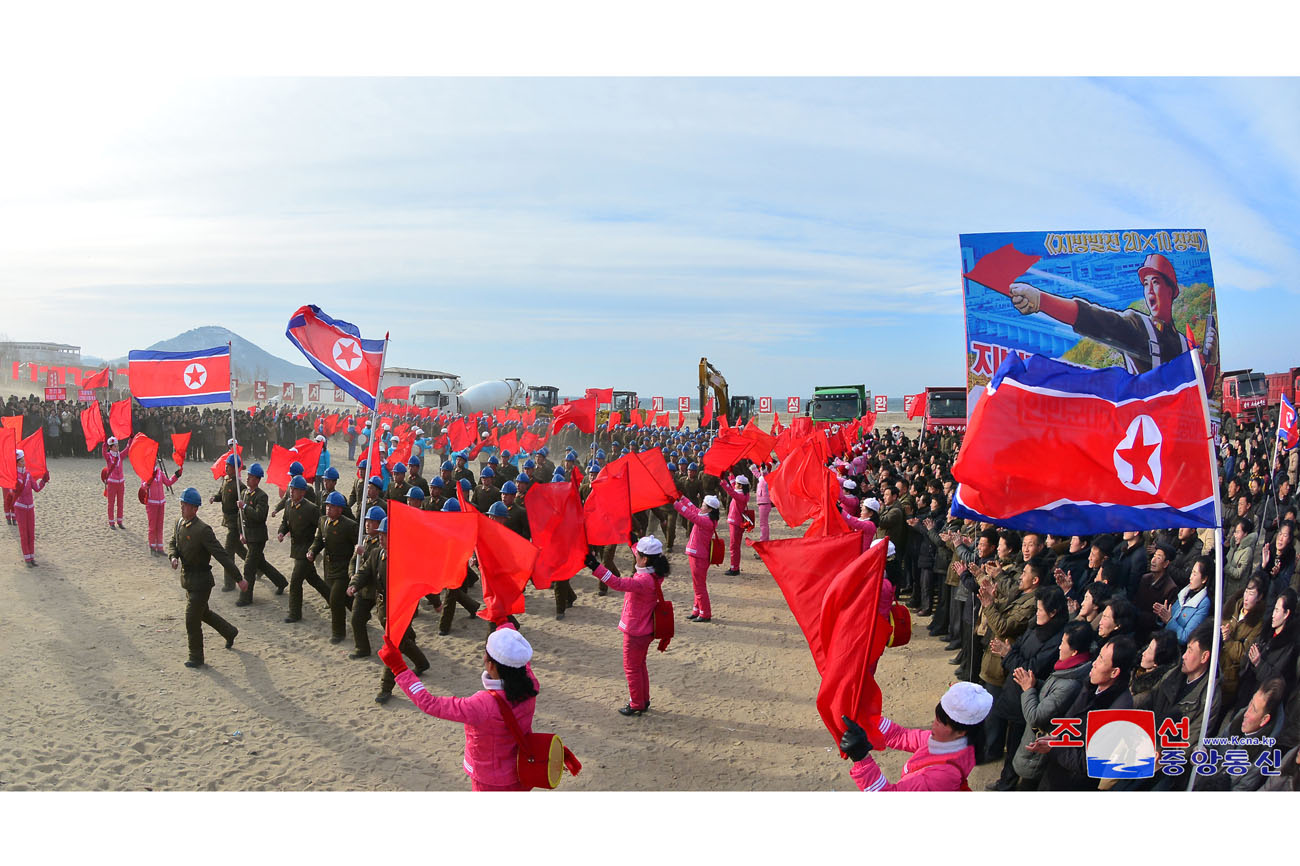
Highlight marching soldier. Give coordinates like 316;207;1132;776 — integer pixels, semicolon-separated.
319;466;355;521
348;459;371;510
496;451;519;484
168;487;245;668
276;475;331;623
210;454;248;590
309;491;359;644
534;447;555;481
273;461;317;516
362;475;388;517
425;476;448;511
471;467;502;512
453;453;475;488
406;456;430;499
237;463;288;606
355;517;429;704
387;462;411;503
436;499;480;633
346;505;387;658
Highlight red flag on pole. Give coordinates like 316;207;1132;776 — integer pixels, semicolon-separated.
127;434;159;482
447;418;473;452
585;387;614;405
676;411;686;430
498;429;520;456
82;367;112;390
583;462;633;545
700;397;714;428
525;480;589;589
19;429;47;480
81;401;106;452
905;392;927;420
805;470;852;538
386;503;478;648
474;513;539;622
702;429;752;477
109;399;133;440
606;411;623;432
210;444;244;480
816;542;889;750
171;432;192;469
550;397;597;436
266;444;297;494
768;432;831;528
0;428;16;489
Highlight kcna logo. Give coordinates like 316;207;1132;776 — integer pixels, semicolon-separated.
1086;709;1157;779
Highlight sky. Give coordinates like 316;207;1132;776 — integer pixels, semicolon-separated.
2;76;1298;401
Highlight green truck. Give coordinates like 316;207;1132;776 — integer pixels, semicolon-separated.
809;385;869;422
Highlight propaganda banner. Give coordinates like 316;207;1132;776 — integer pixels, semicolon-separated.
308;383;321;402
959;229;1220;430
44;387;67;401
758;396;772;414
677;396;690;413
254;380;267;401
282;382;294;401
333;386;345;403
874;395;888;413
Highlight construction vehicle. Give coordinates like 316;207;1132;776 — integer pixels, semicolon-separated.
698;357;754;428
596;390;640;427
923;386;967;432
1222;368;1300;425
809;385;869;423
526;384;560;417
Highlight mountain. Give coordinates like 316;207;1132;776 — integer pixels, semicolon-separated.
111;326;319;385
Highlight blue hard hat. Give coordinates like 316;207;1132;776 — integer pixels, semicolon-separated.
393;462;407;474
523;459;535;470
501;481;518;495
406;486;425;501
247;463;265;478
430;476;445;488
538;447;548;456
596;449;606;459
326;491;347;507
358;459;367;469
565;452;576;461
488;456;499;465
226;454;241;467
408;456;421;466
441;460;454;471
323;466;340;481
458;478;471;491
180;487;202;506
366;505;386;521
487;501;508;517
455;452;467;462
441;499;461;512
552;472;566;482
667;463;677;472
481;466;495;478
289;461;304;475
290;476;308;490
620;449;629;456
612;440;621;448
378;517;388;533
500;450;511;459
688;462;699;471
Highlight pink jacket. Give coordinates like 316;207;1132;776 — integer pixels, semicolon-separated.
838;491;859;514
839;507;877;552
849;717;975;791
754;472;771;506
674;497;719;559
719;478;749;526
12;468;47;509
104;446;125;484
594;563;661;635
146;468;179;505
395;667;539;787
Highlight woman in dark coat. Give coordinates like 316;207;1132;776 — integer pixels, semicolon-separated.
1232;587;1299;717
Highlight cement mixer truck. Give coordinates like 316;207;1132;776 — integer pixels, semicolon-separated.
409;377;526;415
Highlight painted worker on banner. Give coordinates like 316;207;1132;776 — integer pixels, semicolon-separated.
1007;253;1217;377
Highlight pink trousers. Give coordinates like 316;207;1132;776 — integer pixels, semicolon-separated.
146;502;166;550
105;481;124;524
728;521;743;569
758;503;771;542
16;505;35;562
689;553;711;618
622;631;653;710
3;487;14;522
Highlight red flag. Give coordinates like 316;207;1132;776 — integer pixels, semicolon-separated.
816;542;889;749
676;411;686;430
519;431;544;454
700;397;714;428
905;392;927;420
741;419;776;465
507;408;521;422
292;439;325;481
860;411;876;434
717;414;730;432
382;385;407;400
81;401;106;452
961;243;1041;297
550;397;597;436
475;512;539;622
702;429;752;477
386;503;478;648
456;475;472;512
266;444;297;494
805;470;852;538
583;461;632;545
127;434;159;482
655;412;670;428
630;448;680;506
0;416;21;437
606;411;623;432
526;480;589;589
109;399;133;440
210;444;244;480
82;367;112;389
770;414;784;436
768;432;831;528
0;428;16;489
322;414;340;436
498;429;520;456
585;387;614;405
171;432;191;469
494;409;508;425
524;408;537;426
19;429;47;480
447;417;473;452
387;435;414;471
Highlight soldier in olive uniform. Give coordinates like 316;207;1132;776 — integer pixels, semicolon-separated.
168;487;245;668
318;467;355;521
276;476;331;622
348;460;372;510
273;461;318;516
356;517;429;704
237;463;288;606
347;505;387;658
425;476;448;511
496;451;519;484
437;499;480;633
310;491;359;643
500;482;529;539
471;467;502;512
405;456;430;499
387;463;411;504
534;448;555;482
210;455;248;590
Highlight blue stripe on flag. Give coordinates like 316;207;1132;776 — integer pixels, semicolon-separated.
991;349;1198;404
950;485;1218;533
128;346;231;363
135;391;232;408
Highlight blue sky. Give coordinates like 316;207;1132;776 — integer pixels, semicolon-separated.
3;77;1297;400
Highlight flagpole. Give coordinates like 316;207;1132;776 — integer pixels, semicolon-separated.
1189;349;1222;792
227;342;246;544
1245;403;1285;579
356;334;390;576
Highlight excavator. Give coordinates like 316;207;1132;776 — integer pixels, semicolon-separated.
698;357;754;428
525;384;559;417
595;390;640;427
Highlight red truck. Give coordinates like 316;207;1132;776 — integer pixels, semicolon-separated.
923;386;968;433
1222;367;1300;423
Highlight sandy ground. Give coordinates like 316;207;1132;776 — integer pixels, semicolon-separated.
0;432;990;792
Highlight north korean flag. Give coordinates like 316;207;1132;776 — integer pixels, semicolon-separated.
1280;395;1299;451
952;350;1216;534
285;305;385;410
127;346;231;407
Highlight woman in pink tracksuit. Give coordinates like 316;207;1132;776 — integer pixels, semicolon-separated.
12;450;48;566
381;623;538;791
838;681;992;792
674;493;722;622
838;477;860;514
144;462;183;554
3;483;15;526
586;535;668;716
754;465;772;544
718;473;750;575
838;502;878;553
103;437;126;528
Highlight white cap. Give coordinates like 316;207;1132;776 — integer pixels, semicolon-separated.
315;435;326;443
382;424;392;431
635;535;664;556
15;449;24;460
702;494;723;510
841;478;857;490
107;436;118;445
228;438;237;445
887;540;897;558
735;475;749;486
863;497;881;513
940;681;994;726
486;628;533;668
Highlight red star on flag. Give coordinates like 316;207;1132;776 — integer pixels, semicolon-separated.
1116;424;1158;489
335;341;359;367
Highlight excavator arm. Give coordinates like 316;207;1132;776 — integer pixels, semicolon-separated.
698;357;729;423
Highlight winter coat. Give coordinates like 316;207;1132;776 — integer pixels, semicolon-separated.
1219;598;1265;705
1129;661;1177;711
1234;627;1299;715
849;716;976;792
674;497;720;560
1055;548;1091;603
1013;657;1094;781
594;564;662;636
1167;536;1204;588
1038;683;1134;790
395;664;539;787
754;472;770;506
1112;541;1149;599
1151;668;1221;759
103;446;125;484
145;467;179;505
1225;533;1257;599
995;616;1068;721
1163;585;1210;645
839;508;877;553
719;478;749;526
979;589;1035;687
12;468;47;509
1132;571;1178;640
